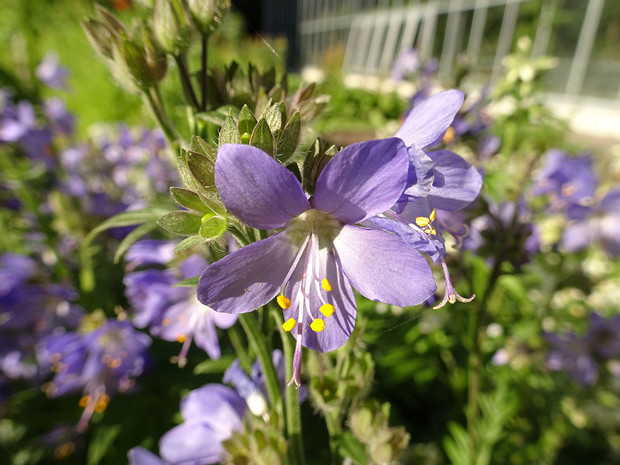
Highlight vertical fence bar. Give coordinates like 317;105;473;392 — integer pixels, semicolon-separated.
565;0;605;95
439;0;464;78
491;1;520;80
467;0;490;67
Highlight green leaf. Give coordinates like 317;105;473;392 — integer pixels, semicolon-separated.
173;235;205;253
157;211;203;236
189;135;216;163
277;109;300;162
335;432;368;465
187;151;215;190
264;103;282;134
219;115;242;145
84;207;168;247
174;276;199;288
250;118;275;156
170;187;210;214
199;215;227;240
87;424;122;465
193;354;236;375
114;222;158;263
237;104;256;136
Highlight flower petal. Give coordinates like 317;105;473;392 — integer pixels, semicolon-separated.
159;422;224;465
282;244;356;353
313;138;409;223
128;447;167;465
179;384;246;429
197;232;299;313
215;144;310;229
427;150;482;210
394;89;464;149
334;225;436;305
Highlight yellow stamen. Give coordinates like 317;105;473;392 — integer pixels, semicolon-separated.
79;395;90;408
429;208;436;221
321;279;332;292
319;303;335;317
310;319;326;332
277;295;291;309
282;318;296;332
415;216;430;228
177;334;186;343
94;393;110;413
443;126;455;144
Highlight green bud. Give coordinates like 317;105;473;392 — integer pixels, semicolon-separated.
116;36;152;91
141;25;168;84
250;118;275;157
153;0;191;55
93;4;127;35
188;0;230;34
82;18;115;59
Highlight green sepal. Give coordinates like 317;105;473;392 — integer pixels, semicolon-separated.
173;235;206;253
189;135;216;163
170;187;211;214
302;139;337;195
277;109;300;162
219;115;242;145
238;105;257;137
193;354;237;375
199;215;227;240
250;118;275;156
157;211;203;236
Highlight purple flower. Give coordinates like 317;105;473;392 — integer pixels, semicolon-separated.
545;312;620;386
36;52;70;90
532;149;597;214
39;319;151;431
561;187;620;257
129;447;169;465
198;140;436;386
159;384;246;464
124;244;237;364
369;90;481;308
391;48;419;81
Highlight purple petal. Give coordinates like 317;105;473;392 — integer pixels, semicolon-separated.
313;138;409;224
394;89;464;149
427;150;483;210
197;232;298;313
180;384;246;429
128;447;168;465
159;422;224;465
333;225;436;306
282;243;356;352
215;144;310;229
601;188;620;213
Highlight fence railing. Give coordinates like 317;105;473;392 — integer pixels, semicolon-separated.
298;0;620;103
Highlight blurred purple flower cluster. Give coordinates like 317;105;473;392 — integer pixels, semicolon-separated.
532;149;620;257
545;313;620;386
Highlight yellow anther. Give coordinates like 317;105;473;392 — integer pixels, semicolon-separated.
319;303;335;317
177;334;186;343
429;208;436;222
79;396;90;408
415;216;430;228
282;318;296;332
95;393;110;413
277;295;291;309
321;279;332;292
310;319;326;332
443;126;455;144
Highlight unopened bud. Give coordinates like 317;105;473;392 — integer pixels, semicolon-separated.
82;18;115;59
187;0;230;34
153;0;191;55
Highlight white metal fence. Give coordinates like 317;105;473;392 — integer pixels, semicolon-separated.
298;0;620;103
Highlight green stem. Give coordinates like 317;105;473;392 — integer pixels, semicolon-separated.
272;309;306;465
200;33;209;111
173;54;200;111
227;324;252;373
238;313;282;411
143;86;180;150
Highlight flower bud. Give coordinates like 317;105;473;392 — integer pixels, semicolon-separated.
153;0;191;55
82;18;115;59
187;0;230;34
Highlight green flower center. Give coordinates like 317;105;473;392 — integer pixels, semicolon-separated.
286;208;341;248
